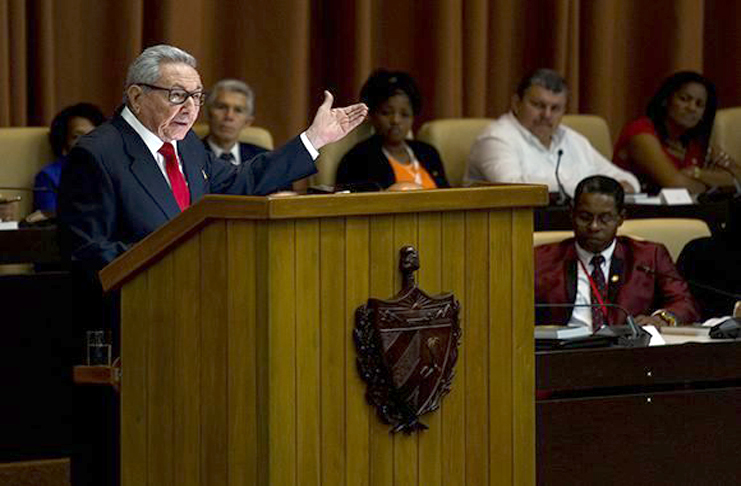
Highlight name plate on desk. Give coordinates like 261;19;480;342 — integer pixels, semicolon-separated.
659;188;694;205
0;221;19;230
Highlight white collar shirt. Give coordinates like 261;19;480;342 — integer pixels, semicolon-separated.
465;112;640;195
569;238;617;329
207;138;241;166
121;106;185;187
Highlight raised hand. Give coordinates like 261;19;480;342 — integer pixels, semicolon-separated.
305;90;368;150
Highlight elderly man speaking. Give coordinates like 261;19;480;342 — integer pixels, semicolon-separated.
59;44;367;270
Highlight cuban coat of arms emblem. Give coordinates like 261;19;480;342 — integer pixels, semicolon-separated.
354;245;462;433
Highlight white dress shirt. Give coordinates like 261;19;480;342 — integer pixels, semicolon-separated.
569;239;617;329
121;106;185;187
122;107;319;182
465;112;640;195
207;138;241;165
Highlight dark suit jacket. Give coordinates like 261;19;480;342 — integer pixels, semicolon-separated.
535;236;700;325
335;135;450;190
202;137;292;191
201;137;268;164
58;114;315;270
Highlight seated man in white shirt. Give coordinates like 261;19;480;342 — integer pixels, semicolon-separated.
465;68;640;198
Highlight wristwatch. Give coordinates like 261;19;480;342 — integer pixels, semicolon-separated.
652;309;678;326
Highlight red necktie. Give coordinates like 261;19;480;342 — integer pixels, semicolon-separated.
590;255;607;330
158;142;190;211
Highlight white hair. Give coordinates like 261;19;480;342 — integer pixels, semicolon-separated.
206;79;256;117
124;44;197;104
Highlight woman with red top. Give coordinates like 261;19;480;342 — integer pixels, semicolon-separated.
613;71;740;194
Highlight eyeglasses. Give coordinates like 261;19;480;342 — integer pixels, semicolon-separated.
139;83;206;106
574;211;620;227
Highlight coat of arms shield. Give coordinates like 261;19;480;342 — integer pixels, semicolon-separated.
354;246;461;433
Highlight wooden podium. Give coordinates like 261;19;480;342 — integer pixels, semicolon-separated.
100;185;547;486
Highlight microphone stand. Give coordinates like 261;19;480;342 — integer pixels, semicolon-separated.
535;302;651;347
554;149;570;206
638;265;741;339
638;265;741;301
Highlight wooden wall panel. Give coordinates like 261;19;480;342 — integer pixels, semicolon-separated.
440;211;466;486
226;221;257;486
344;216;371;486
488;211;514;486
267;220;297;486
368;214;395;486
417;212;443;486
121;272;150;486
0;458;71;486
147;251;175;486
173;236;202;486
254;222;270;485
392;214;420;486
295;219;322;486
117;193;540;486
319;218;347;485
463;211;490;485
200;222;229;486
511;210;535;486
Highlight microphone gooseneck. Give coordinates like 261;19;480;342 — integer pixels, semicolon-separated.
637;265;741;301
554;149;569;205
535;302;651;347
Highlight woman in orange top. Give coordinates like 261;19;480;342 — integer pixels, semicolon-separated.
336;69;449;191
613;71;740;194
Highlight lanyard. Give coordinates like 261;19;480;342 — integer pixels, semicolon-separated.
578;258;609;320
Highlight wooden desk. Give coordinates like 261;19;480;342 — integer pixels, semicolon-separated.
0;226;60;264
535;200;732;233
536;339;741;485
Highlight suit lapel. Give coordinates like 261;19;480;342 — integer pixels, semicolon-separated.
565;244;578;305
178;138;205;203
113;116;181;219
608;240;625;304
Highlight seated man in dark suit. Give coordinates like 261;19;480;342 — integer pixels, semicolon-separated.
58;44;367;272
535;175;700;330
202;78;267;165
202;78;292;192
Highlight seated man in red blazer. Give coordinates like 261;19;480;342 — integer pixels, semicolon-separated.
535;175;700;330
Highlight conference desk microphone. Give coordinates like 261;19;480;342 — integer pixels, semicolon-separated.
535;302;652;347
637;265;741;301
553;149;570;206
637;265;741;339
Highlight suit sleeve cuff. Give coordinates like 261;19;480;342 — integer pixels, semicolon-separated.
300;132;320;160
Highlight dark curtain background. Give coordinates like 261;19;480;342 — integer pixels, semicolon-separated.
1;0;740;145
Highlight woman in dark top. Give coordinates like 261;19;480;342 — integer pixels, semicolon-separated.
336;69;449;191
613;71;740;194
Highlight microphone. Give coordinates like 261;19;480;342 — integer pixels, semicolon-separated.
554;149;570;206
637;265;741;340
535;302;651;347
637;265;741;301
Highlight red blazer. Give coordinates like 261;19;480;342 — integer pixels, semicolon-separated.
535;236;700;325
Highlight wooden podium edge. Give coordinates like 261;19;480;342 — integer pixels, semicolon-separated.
99;185;548;292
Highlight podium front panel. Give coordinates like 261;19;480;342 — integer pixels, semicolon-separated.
118;196;538;486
